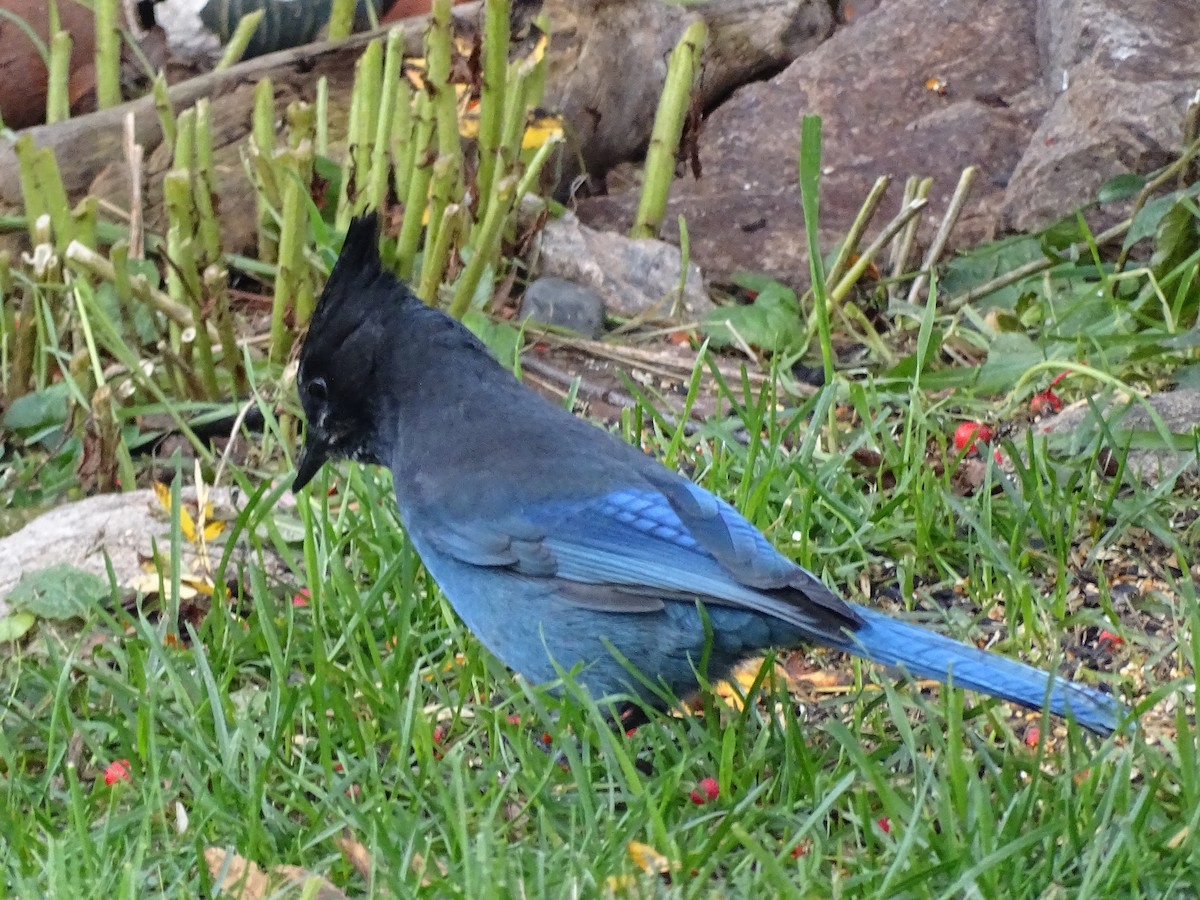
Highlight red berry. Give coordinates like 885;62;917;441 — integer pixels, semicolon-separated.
1024;725;1041;747
1029;390;1063;415
104;759;132;785
690;777;720;804
1097;630;1123;648
876;817;891;833
953;421;993;453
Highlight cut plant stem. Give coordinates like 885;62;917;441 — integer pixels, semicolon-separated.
271;145;316;363
448;176;517;319
824;176;890;290
631;21;708;239
366;29;407;213
193;100;223;265
152;73;177;156
216;9;265;70
829;197;928;305
334;37;385;229
906;166;976;304
396;91;436;279
46;31;72;124
475;0;512;226
251;78;280;264
327;0;358;41
418;204;464;304
887;175;931;298
93;0;122;109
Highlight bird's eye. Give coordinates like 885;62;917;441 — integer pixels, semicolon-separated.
308;376;328;401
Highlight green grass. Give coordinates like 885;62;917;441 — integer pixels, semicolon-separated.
1;364;1197;896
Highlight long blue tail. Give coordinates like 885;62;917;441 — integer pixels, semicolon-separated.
822;603;1122;735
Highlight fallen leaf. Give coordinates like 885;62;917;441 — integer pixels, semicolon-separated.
6;564;110;619
0;612;37;643
335;829;372;882
203;848;348;899
626;840;673;878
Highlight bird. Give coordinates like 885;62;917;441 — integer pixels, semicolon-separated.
292;213;1124;737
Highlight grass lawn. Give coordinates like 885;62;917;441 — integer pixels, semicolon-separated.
1;362;1196;896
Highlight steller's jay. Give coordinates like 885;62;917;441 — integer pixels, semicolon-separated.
292;214;1123;736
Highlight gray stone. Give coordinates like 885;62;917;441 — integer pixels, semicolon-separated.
1003;0;1199;232
520;277;607;338
576;0;1200;286
532;212;713;321
0;487;286;619
1037;389;1200;483
578;0;1046;284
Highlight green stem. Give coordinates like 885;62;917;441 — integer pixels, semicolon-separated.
475;0;511;226
327;0;358;41
46;31;72;124
630;21;707;239
367;29;406;214
396;91;436;279
93;0;122;109
216;9;265;70
448;176;515;319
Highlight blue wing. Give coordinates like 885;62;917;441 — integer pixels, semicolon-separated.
420;476;861;635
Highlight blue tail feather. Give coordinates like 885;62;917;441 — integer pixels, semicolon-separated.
824;603;1121;735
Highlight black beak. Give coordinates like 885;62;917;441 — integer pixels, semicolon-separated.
292;433;330;492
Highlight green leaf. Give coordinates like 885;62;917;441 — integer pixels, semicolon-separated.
702;281;804;354
975;332;1044;394
464;310;521;369
0;612;37;643
1097;172;1146;204
1150;199;1200;277
1124;188;1190;249
1;382;70;433
5;564;111;619
938;235;1045;310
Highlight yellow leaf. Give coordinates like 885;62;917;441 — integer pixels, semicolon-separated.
605;874;639;894
626;840;671;876
152;481;169;509
152;480;198;542
521;113;564;150
128;572;198;599
404;58;428;91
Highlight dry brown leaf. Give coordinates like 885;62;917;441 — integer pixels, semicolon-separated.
335;829;372;883
204;847;348;899
409;850;448;888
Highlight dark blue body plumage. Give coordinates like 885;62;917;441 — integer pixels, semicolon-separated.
293;214;1124;736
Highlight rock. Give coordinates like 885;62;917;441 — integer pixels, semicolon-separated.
578;0;1046;284
0;0;99;130
1001;0;1199;232
576;0;1200;286
533;212;712;321
543;0;834;192
520;277;606;338
1037;389;1200;483
0;487;286;619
